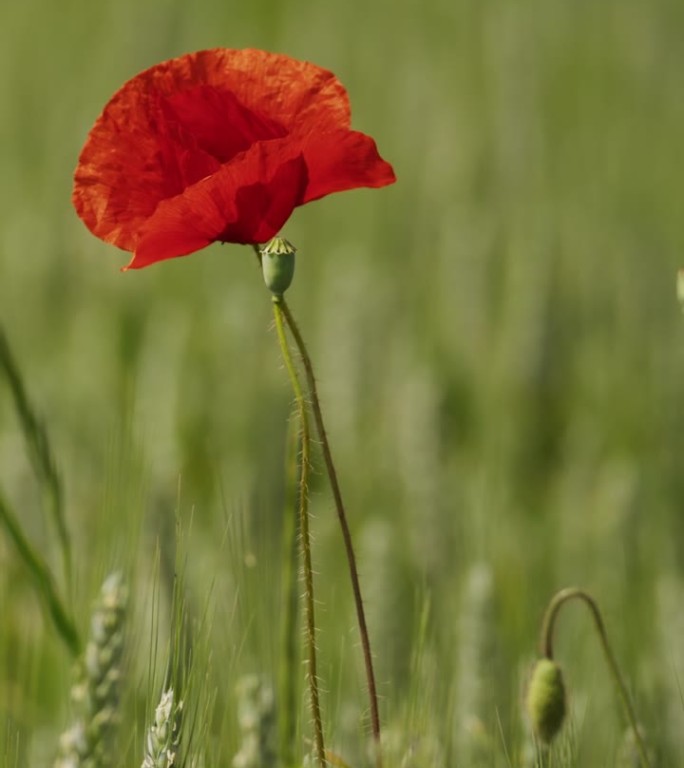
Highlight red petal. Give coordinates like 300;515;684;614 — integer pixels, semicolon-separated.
163;85;287;162
300;130;397;203
221;157;309;244
73;93;220;251
140;49;352;134
73;49;352;253
127;141;307;269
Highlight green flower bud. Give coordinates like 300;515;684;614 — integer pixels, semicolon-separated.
260;237;296;297
526;658;567;744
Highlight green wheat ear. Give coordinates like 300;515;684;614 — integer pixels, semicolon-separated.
141;688;183;768
526;658;567;744
54;572;128;768
232;675;277;768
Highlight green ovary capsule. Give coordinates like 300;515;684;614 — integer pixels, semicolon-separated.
261;237;297;297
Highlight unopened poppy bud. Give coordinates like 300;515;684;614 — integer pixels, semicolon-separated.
526;658;567;744
261;237;296;298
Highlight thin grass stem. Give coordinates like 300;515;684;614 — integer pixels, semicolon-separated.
0;328;72;598
0;328;72;597
0;487;80;656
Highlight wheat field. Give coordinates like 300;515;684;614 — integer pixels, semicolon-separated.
1;0;683;765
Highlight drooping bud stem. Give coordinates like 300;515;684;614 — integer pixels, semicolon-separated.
534;588;651;768
260;237;296;299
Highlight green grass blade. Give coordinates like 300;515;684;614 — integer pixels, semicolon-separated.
0;327;72;595
0;486;80;657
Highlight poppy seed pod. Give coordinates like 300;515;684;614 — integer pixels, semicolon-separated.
526;658;567;744
261;237;296;297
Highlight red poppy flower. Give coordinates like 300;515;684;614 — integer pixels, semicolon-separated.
73;48;396;269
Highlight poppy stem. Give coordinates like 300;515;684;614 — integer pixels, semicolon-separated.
278;299;382;767
280;416;302;767
540;588;651;768
272;297;327;768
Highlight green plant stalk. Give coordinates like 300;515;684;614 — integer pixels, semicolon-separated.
280;416;302;767
273;298;326;768
279;299;382;764
0;329;72;597
0;487;80;656
534;748;550;768
540;587;651;768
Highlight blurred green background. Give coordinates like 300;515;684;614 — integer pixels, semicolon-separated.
1;0;684;765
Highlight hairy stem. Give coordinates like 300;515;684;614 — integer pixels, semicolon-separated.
540;588;651;768
273;298;326;768
279;299;382;764
280;417;302;767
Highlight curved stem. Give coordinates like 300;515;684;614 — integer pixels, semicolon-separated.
540;588;651;768
273;298;326;768
279;299;382;765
